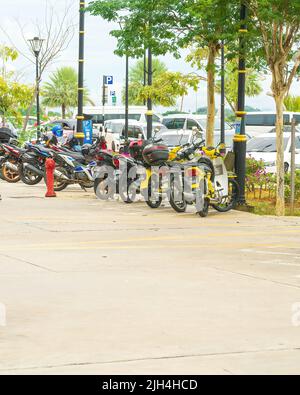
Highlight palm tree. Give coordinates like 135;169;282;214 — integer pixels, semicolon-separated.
42;67;94;118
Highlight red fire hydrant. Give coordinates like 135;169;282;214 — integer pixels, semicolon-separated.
45;158;57;198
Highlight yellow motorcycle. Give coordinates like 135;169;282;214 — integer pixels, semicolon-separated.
169;142;240;217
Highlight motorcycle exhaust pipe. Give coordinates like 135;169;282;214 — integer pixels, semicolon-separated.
4;161;19;172
23;163;44;177
54;169;70;181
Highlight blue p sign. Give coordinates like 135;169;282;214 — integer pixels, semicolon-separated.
105;76;113;85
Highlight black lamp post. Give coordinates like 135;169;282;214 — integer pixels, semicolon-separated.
146;47;153;140
233;1;248;205
119;20;129;141
28;36;44;140
220;40;225;147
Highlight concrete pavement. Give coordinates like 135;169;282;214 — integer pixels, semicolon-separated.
0;180;300;374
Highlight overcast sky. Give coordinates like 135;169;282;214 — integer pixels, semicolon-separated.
2;0;300;114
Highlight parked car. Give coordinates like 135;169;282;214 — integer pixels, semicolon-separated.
245;111;300;136
247;131;300;173
162;114;234;133
157;129;204;149
104;119;167;151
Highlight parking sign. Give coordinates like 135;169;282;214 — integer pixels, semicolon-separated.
105;76;113;85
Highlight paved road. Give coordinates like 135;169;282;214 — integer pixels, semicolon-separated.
0;181;300;374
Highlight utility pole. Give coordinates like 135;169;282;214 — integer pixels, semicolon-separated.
220;39;225;148
76;0;85;144
146;47;153;140
233;1;248;204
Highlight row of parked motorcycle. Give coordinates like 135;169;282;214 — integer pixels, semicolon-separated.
0;125;240;217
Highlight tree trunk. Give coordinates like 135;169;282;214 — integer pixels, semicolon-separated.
206;44;217;146
62;103;66;119
274;94;285;216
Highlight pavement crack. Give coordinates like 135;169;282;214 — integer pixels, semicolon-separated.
1;346;300;372
0;253;56;272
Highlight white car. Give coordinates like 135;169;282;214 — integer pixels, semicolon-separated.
157;129;204;150
162;114;235;134
104;119;167;151
247;131;300;173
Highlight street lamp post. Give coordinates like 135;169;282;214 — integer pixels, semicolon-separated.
28;36;44;140
233;1;248;205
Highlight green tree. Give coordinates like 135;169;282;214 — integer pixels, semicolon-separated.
245;0;300;216
42;67;93;118
0;46;18;80
215;59;263;112
0;77;33;124
284;96;300;112
87;0;239;146
139;71;200;108
123;58;168;105
0;46;33;125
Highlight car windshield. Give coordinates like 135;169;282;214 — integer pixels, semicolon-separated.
197;119;231;131
160;134;190;147
247;137;289;152
162;118;186;129
107;123;124;134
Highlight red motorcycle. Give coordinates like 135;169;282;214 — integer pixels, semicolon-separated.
0;143;26;183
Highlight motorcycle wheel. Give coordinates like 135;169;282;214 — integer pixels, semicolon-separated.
1;161;20;183
44;166;69;191
198;198;210;218
212;179;240;212
145;174;162;209
94;176;111;200
169;175;187;213
19;162;43;185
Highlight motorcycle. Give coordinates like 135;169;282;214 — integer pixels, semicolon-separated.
18;143;52;185
0;143;25;183
169;141;240;217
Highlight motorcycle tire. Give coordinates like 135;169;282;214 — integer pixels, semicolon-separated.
0;168;4;180
145;174;162;209
212;179;240;212
94;176;111;200
198;198;210;218
19;162;43;185
169;174;187;213
1;161;20;183
44;166;69;192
